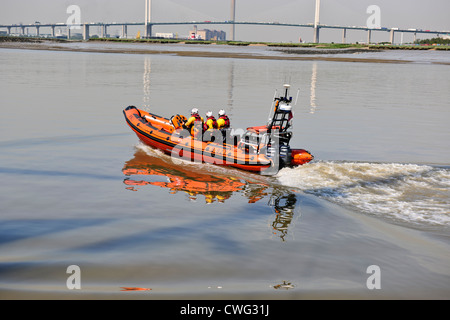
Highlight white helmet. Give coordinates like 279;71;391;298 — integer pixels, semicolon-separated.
191;108;199;115
206;111;213;117
218;109;226;116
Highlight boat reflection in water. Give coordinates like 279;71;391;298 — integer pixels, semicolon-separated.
122;146;300;241
123;146;271;203
268;192;298;242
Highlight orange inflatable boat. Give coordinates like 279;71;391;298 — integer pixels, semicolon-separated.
123;84;313;174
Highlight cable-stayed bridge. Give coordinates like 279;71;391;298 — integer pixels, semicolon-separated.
1;0;448;44
1;20;447;44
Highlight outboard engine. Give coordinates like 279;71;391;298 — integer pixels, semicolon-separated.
242;84;314;173
264;84;296;169
279;144;291;167
266;145;277;159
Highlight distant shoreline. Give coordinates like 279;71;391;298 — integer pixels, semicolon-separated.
1;36;449;65
2;35;449;50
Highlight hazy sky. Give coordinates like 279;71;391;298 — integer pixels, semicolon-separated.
1;0;449;43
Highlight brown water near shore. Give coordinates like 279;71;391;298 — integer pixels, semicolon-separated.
2;40;449;65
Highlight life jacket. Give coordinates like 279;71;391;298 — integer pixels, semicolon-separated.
188;113;205;137
218;115;230;129
206;116;218;130
193;113;202;122
187;113;203;127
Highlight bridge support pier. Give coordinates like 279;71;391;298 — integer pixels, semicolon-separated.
342;28;346;43
390;29;395;44
122;25;127;39
367;29;372;44
101;25;107;38
313;27;320;43
145;0;152;38
35;26;40;37
313;0;321;43
145;24;152;38
83;24;90;40
230;0;236;41
51;26;55;38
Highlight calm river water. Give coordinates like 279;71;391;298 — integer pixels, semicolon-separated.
0;42;449;299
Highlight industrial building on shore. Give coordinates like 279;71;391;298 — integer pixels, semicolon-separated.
189;25;226;41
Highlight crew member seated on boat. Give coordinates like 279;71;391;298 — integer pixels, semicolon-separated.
217;109;231;142
217;109;230;130
203;111;218;142
185;108;204;139
205;111;218;130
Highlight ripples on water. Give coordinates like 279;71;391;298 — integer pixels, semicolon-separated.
1;44;449;298
126;143;450;230
277;161;450;227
